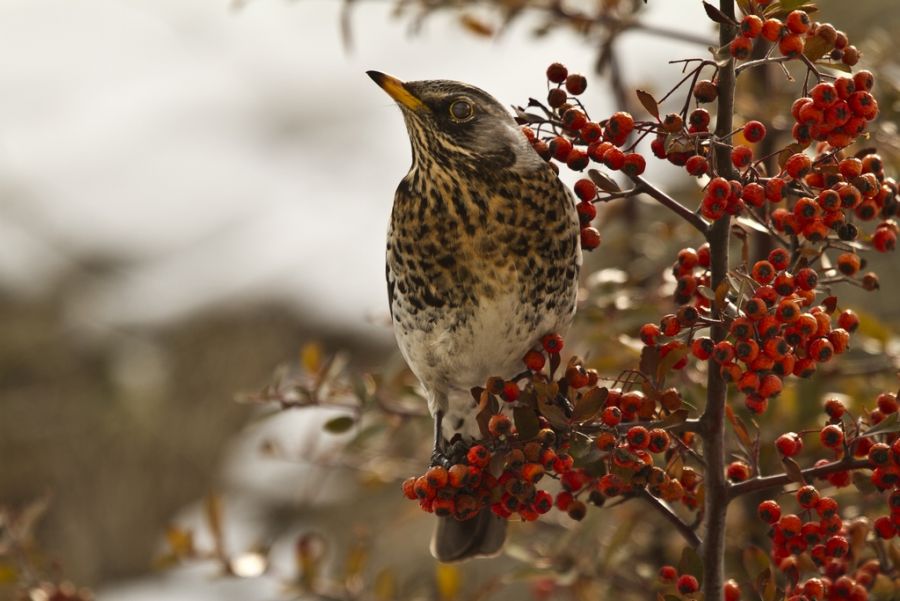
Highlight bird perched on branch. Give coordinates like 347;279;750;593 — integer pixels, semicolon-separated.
368;71;581;562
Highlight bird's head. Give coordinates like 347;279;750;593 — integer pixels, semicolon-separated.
367;70;543;172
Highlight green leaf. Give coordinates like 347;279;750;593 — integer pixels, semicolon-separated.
323;415;355;434
759;566;777;601
742;544;771;583
678;546;704;587
860;412;900;438
514;405;540;440
573;386;608;423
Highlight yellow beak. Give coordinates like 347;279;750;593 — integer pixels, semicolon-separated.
367;70;425;112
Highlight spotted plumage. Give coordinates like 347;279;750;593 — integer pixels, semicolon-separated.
369;71;581;561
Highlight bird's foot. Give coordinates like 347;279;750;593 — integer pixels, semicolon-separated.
430;437;469;468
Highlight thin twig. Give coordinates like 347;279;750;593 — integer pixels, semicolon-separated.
636;488;703;549
629;175;709;234
727;457;872;498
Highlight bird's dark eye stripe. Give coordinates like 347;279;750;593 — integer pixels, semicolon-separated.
449;100;474;121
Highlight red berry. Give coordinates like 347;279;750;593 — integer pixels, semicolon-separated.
626;426;649;449
779;513;802;537
761;18;783;42
573;178;597;201
758;499;782;523
562;108;587;131
581;226;601;250
523;349;545;371
685;155;709;176
659;565;678;582
621;153;646;176
501;381;520;403
541;333;564;354
677;574;699;595
796;485;820;508
873;227;897;252
691;336;714;360
810;82;838;109
778;33;804;57
401;476;418;499
693;80;718;103
795;267;818;291
740;15;763;38
726;461;751;482
549;136;573;161
601;406;622;426
785;10;811;34
731;145;753;169
743;120;767;142
724;579;742;601
640;323;661;346
824;398;846;420
606;112;634;139
874;516;896;539
576;201;597;224
729;36;753;60
488;414;512;437
776;432;803;456
819;424;844;449
784;153;812;179
565;74;587;95
546;62;568;84
689;108;711;129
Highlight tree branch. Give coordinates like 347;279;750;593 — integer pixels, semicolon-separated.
636;488;703;549
698;3;738;600
728;457;872;499
629;175;709;234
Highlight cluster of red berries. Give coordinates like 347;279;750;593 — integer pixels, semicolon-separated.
520;65;645;182
790;73;878;148
521;63;646;179
731;8;861;66
758;489;879;600
644;249;858;414
401;441;558;522
659;565;742;600
769;151;897;252
402;334;706;522
572;176;601;251
746;393;900;600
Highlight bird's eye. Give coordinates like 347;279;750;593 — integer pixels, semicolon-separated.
449;100;474;122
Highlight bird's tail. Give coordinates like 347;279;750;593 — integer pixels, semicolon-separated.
430;507;507;562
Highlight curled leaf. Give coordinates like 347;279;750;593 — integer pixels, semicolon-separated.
636;89;659;119
573;386;608;422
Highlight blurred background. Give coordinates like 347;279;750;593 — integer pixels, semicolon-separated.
1;0;898;600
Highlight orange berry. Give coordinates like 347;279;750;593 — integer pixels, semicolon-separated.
785;10;811;34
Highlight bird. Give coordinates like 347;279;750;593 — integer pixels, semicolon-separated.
368;71;582;562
